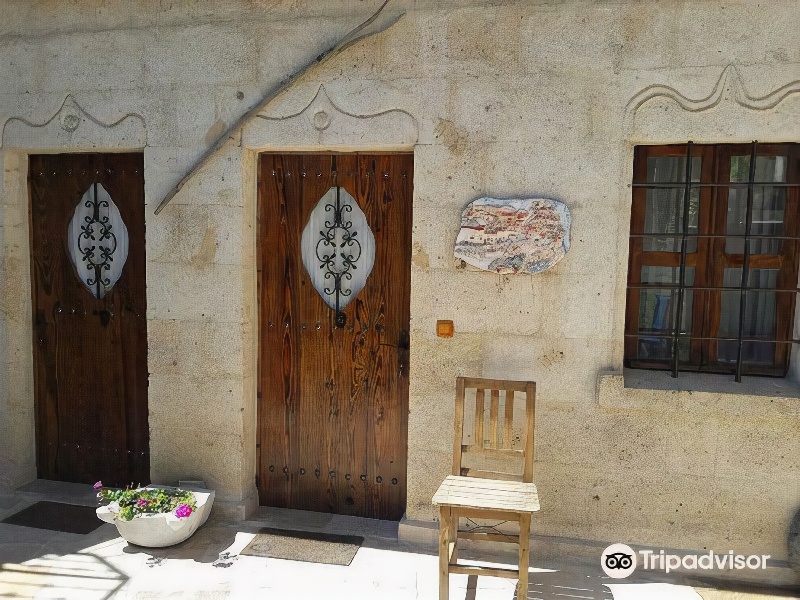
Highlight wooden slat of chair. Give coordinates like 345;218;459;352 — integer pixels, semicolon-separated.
434;376;538;600
451;378;465;476
460;445;522;457
503;390;514;449
459;468;523;482
523;381;535;482
460;376;530;392
489;389;499;447
474;389;485;447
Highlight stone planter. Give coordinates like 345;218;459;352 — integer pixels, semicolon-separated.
96;486;215;548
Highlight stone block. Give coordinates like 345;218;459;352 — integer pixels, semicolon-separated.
148;373;245;435
408;332;483;398
713;419;800;480
153;142;244;209
143;24;256;87
405;446;451;522
663;417;720;478
148;204;245;267
3;30;145;95
410;268;542;336
148;319;245;377
149;428;245;503
146;262;243;322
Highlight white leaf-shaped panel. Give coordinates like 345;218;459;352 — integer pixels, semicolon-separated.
301;186;375;311
67;182;129;299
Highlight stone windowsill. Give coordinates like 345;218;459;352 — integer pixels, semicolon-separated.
596;369;800;418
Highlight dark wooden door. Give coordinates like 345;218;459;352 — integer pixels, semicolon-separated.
29;153;149;487
257;153;412;520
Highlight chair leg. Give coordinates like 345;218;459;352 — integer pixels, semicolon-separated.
517;513;531;599
449;510;459;563
439;506;451;600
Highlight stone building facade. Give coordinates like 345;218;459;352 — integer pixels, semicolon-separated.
1;0;798;570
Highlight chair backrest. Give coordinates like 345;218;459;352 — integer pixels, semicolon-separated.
452;377;536;483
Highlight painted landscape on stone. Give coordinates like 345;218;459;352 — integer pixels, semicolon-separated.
454;197;571;274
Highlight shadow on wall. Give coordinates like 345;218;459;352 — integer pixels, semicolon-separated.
790;507;800;575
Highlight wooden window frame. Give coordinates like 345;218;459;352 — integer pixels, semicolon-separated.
625;142;800;380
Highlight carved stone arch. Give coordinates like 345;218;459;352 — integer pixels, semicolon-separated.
624;64;800;143
1;95;146;151
242;85;418;150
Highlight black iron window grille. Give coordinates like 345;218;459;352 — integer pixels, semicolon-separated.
300;177;376;328
625;142;800;381
67;181;128;300
315;185;362;328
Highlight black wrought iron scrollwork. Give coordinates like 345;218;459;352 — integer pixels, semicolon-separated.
78;182;118;299
315;186;361;327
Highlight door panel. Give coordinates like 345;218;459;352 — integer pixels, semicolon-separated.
257;153;412;520
29;153;149;486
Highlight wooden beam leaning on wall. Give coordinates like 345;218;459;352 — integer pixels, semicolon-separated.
154;0;405;215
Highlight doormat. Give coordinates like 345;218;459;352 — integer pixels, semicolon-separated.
240;528;364;566
1;501;103;534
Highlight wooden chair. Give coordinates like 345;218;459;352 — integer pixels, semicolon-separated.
432;377;539;600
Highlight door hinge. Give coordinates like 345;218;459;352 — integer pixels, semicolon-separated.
255;475;260;488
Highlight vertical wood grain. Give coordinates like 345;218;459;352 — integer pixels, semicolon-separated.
29;153;149;487
257;153;411;519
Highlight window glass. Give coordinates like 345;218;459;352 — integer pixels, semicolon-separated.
627;144;798;377
637;267;694;361
643;156;701;253
646;156;702;184
718;268;778;364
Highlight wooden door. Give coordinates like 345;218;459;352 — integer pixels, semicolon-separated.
257;153;412;520
29;153;149;487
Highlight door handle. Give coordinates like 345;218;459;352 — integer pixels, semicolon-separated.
376;329;410;376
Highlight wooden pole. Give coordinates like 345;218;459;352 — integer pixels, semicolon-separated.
154;0;403;215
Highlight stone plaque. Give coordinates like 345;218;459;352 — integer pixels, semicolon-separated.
454;197;570;274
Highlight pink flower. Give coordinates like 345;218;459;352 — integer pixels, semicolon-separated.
137;498;149;507
174;504;193;518
93;481;103;490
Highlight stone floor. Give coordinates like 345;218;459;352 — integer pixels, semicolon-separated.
0;480;797;600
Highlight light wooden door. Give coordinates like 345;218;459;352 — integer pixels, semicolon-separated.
29;153;149;486
257;153;412;520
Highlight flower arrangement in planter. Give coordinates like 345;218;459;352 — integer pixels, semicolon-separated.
95;481;215;548
95;483;197;521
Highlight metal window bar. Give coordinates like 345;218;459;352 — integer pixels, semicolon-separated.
671;142;693;378
633;182;800;189
633;141;798;381
735;142;758;382
629;285;799;292
625;333;798;344
629;233;800;240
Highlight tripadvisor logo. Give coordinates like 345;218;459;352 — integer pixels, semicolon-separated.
602;544;637;579
601;544;771;579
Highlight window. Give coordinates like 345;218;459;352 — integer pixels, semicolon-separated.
625;143;800;380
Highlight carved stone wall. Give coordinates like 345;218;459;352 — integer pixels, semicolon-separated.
0;0;798;566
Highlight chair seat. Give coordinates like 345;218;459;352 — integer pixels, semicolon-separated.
432;475;540;513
